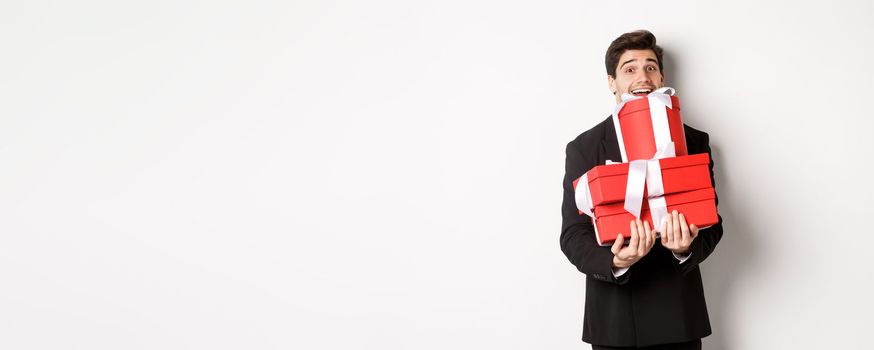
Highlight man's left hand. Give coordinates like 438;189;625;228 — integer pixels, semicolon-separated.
660;210;699;255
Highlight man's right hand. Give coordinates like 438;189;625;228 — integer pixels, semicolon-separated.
611;219;657;269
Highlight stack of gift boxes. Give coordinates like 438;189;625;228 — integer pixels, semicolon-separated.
573;87;719;246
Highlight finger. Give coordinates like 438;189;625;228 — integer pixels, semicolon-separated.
690;224;700;239
644;220;655;250
664;214;673;246
660;219;668;245
671;210;681;245
628;220;639;254
611;233;623;255
636;219;647;256
679;213;691;245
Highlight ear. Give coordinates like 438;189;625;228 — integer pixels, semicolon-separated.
607;75;616;94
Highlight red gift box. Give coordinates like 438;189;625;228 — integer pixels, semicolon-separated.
592;187;718;246
613;89;687;161
584;153;712;208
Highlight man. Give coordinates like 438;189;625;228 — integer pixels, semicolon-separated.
560;30;724;349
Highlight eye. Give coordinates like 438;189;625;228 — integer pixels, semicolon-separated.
646;65;657;72
626;68;634;73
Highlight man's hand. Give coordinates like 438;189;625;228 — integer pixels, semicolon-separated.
661;210;699;255
611;219;656;269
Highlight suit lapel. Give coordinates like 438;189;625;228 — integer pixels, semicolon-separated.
601;115;622;164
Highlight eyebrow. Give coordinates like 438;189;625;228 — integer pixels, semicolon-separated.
619;58;659;70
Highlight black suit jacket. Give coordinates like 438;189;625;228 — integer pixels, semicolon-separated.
560;116;724;347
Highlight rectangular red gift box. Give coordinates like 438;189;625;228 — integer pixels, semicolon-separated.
592;187;718;246
616;94;688;161
584;153;713;208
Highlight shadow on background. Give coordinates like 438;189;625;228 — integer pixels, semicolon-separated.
664;49;760;350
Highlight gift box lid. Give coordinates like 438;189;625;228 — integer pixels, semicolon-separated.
585;153;712;205
586;153;709;179
593;187;716;217
619;95;681;115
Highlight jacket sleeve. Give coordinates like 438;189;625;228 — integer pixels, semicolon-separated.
560;141;629;284
674;132;724;275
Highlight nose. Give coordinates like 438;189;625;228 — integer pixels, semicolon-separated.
635;70;652;85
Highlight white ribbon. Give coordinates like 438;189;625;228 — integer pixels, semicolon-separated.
623;142;676;232
610;86;676;162
574;172;594;217
648;195;669;234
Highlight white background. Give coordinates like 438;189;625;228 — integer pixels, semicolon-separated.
1;1;872;349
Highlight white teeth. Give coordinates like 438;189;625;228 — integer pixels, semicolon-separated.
632;89;651;94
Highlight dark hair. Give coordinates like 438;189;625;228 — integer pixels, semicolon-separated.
605;30;664;78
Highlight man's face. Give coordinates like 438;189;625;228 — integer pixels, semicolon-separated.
607;49;665;103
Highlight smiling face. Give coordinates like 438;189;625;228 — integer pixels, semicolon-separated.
607;49;665;103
